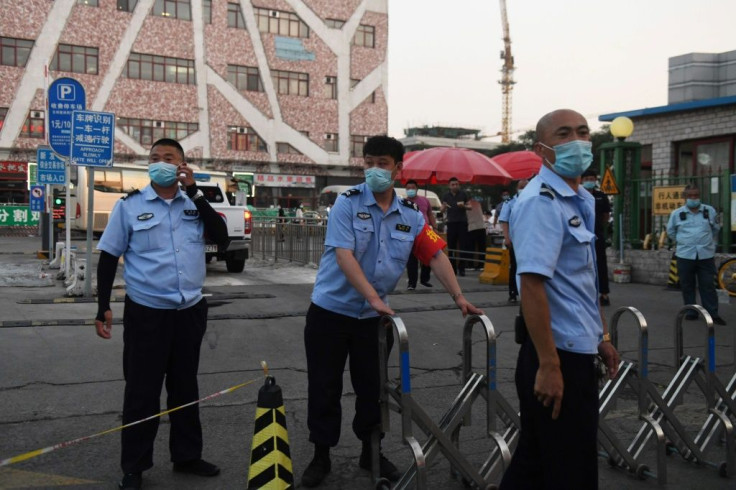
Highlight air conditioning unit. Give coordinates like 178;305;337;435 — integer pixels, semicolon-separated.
153;121;165;128
324;134;336;141
325;76;336;84
30;111;44;118
269;10;280;18
237;127;248;134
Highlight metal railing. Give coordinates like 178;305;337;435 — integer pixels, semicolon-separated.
251;217;327;265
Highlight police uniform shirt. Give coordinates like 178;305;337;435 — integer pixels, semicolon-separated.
509;165;602;354
498;195;517;224
666;203;720;260
312;182;426;319
97;185;206;310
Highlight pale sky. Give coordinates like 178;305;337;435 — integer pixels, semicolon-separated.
387;0;736;141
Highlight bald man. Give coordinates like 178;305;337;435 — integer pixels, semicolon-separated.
500;109;619;489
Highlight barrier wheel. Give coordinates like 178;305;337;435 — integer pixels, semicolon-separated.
718;461;728;478
374;477;391;490
717;258;736;296
635;464;650;480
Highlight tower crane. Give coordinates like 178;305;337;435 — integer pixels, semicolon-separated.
498;0;515;143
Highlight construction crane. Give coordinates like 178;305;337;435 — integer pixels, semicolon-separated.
498;0;515;143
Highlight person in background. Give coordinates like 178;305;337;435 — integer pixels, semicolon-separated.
581;169;612;306
405;179;436;289
484;210;494;235
441;177;472;276
666;183;726;325
499;178;529;303
493;189;511;229
466;197;487;271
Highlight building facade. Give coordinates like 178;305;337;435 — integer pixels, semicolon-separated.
0;0;388;208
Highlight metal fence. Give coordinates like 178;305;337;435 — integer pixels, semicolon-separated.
251;217;327;265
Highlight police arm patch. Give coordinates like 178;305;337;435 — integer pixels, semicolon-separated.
412;223;447;266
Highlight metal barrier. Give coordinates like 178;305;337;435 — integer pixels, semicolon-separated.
251;217;326;266
377;314;512;489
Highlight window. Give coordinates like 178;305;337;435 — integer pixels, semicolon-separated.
350;135;368;158
272;70;308;96
117;117;198;146
77;0;98;5
125;53;195;84
353;24;375;48
0;108;45;139
350;79;376;103
227;65;263;92
203;0;211;24
324;76;337;99
324;133;338;153
50;44;98;75
276;142;302;155
0;37;33;67
254;8;309;38
227;3;246;29
227;127;267;152
152;0;191;21
325;19;345;29
117;0;137;11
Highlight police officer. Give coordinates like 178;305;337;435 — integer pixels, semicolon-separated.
500;109;620;489
582;168;612;306
94;138;229;490
301;136;483;487
498;178;528;303
666;183;725;325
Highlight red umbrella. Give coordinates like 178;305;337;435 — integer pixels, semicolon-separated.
488;151;543;180
398;147;512;185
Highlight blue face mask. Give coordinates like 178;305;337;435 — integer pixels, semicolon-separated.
582;181;596;190
406;189;418;198
540;140;593;178
686;199;701;209
364;167;394;193
149;162;178;187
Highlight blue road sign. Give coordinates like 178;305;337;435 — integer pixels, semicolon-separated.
30;185;44;213
37;146;67;185
48;78;86;157
70;110;115;167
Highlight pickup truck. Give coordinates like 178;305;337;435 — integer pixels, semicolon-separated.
197;182;251;273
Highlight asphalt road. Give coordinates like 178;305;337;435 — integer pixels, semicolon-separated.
0;235;734;489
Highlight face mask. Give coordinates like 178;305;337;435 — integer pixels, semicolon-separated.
502;195;510;201
406;189;417;198
686;199;701;209
149;162;178;187
364;167;394;192
582;181;596;190
540;140;593;178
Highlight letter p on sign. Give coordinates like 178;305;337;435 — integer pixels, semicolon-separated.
58;84;75;100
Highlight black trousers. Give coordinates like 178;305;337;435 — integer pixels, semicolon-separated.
500;341;599;490
468;229;486;269
406;252;430;287
446;222;468;274
596;239;609;295
508;244;518;298
121;296;208;473
304;303;393;446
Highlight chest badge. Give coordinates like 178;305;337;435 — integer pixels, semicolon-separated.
357;212;371;220
396;224;411;233
568;216;581;227
137;213;154;221
184;209;199;217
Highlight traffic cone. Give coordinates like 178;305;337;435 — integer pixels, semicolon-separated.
667;253;680;289
247;376;294;489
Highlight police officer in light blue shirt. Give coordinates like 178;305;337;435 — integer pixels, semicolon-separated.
666;183;724;324
498;178;528;303
500;109;620;490
301;136;483;488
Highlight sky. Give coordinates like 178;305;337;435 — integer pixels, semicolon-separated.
387;0;736;141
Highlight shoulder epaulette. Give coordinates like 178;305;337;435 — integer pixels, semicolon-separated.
121;189;140;200
539;184;555;200
400;198;418;211
341;188;361;197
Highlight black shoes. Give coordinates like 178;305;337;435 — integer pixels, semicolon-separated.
172;459;220;477
119;472;142;490
713;316;727;325
458;270;465;277
420;281;433;288
508;295;518;304
600;295;611;306
301;453;331;487
359;448;401;482
407;284;416;291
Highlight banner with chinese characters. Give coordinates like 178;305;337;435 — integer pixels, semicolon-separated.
652;186;685;216
254;173;315;188
0;161;28;176
0;206;40;226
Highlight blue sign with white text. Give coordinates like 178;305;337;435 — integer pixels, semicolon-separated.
70;110;115;167
37;146;67;184
48;78;86;157
30;185;44;213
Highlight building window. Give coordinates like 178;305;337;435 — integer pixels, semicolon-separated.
350;135;368;158
227;127;267;152
325;18;345;29
277;142;302;155
272;70;309;96
125;53;195;84
324;76;337;99
226;65;263;92
0;108;45;139
50;44;98;75
227;3;246;29
254;8;309;38
117;117;198;146
0;37;33;68
117;0;137;11
77;0;98;6
203;0;211;24
353;24;375;48
152;0;191;21
324;133;338;153
350;79;376;103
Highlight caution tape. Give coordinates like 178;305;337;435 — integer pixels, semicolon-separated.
0;378;258;467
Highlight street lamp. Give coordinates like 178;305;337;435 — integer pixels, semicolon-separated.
610;116;634;141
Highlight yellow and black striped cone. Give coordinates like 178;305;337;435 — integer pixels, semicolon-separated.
667;253;680;289
247;376;293;489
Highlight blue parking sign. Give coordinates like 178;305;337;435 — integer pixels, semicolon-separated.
70;110;115;167
48;78;86;157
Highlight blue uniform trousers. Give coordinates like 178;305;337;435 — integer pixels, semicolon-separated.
121;297;207;473
676;256;718;317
